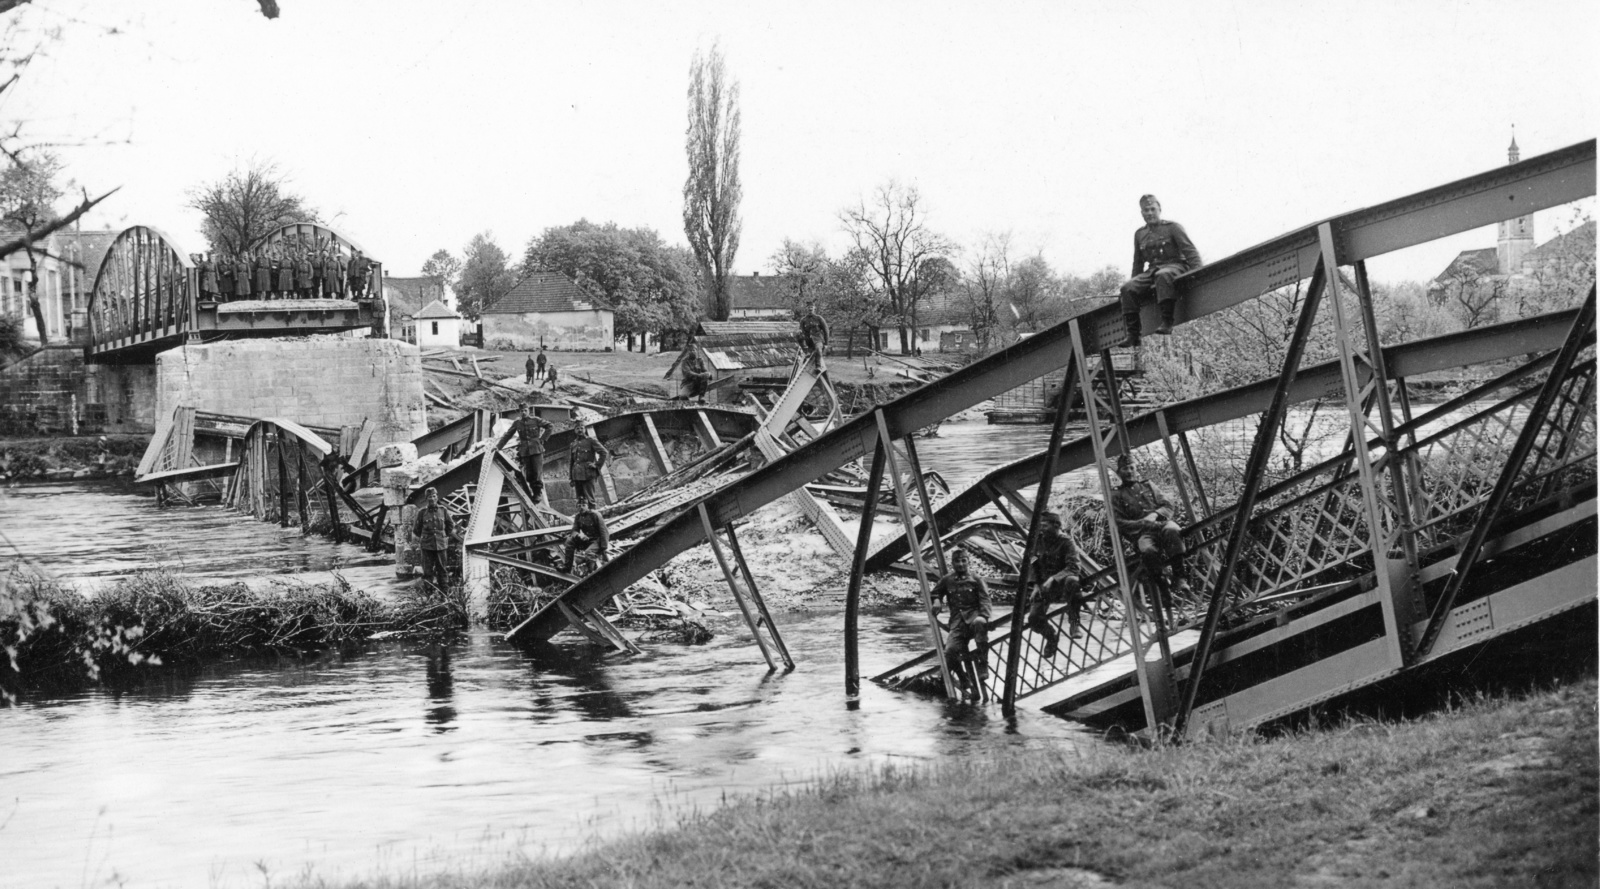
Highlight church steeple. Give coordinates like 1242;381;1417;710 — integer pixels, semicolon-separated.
1498;128;1534;272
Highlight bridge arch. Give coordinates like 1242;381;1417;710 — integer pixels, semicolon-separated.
86;225;195;357
251;221;375;259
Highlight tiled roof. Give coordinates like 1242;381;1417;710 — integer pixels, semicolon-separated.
383;276;432;318
414;299;460;320
666;322;803;377
1430;248;1499;285
482;269;614;315
700;320;799;337
729;273;794;311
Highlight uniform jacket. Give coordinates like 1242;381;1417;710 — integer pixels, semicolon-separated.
569;435;609;482
933;570;992;621
800;312;830;342
1112;480;1175;536
571;508;609;550
1132;221;1203;277
509;414;553;457
412;504;456;551
1032;531;1080;581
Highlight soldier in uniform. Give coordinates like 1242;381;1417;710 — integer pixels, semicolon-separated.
274;246;295;297
798;302;830;369
568;423;610;506
1110;454;1189;613
412;487;458;586
234;252;253;300
347;251;371;299
535;346;548;380
295;245;316;299
681;347;711;404
1118;194;1202;347
494;403;554;502
525;353;538;385
930;547;993;702
561;496;610;575
253;248;271;299
310;245;329;299
1026;510;1085;658
544;362;559;391
217;252;236;301
324;248;346;299
196;254;217;302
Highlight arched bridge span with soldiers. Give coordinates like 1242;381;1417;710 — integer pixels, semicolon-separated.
85;221;383;364
493;139;1595;739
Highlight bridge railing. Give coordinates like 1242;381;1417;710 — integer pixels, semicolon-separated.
881;347;1597;703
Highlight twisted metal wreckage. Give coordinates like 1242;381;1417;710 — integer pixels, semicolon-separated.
133;140;1596;739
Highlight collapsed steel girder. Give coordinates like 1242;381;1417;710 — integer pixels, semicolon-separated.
509;140;1596;645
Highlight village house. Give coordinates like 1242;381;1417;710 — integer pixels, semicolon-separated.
1;228;117;344
665;320;803;404
413;298;462;349
728;272;794;321
478;269;614;351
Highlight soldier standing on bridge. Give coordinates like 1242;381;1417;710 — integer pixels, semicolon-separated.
412;487;458;587
234;252;253;301
561;496;610;575
324;247;346;299
798;302;829;370
253;249;272;300
1111;454;1189;615
295;245;315;299
274;246;294;299
196;254;218;302
568;421;609;506
1118;194;1202;347
930;547;993;702
217;252;235;301
543;362;559;391
535;346;548;381
496;403;554;503
1026;510;1085;658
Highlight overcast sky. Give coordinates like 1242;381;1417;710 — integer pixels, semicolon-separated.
5;0;1595;287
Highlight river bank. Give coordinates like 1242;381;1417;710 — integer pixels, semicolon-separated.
317;675;1597;889
0;431;146;481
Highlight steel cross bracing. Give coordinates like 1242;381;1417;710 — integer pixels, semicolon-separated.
505;139;1596;648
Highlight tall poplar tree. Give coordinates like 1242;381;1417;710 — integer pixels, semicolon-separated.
682;42;742;322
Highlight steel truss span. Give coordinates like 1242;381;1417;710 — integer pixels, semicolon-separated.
503;139;1594;736
84;221;384;363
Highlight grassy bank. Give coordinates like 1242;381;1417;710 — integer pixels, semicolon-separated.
320;677;1595;889
0;432;147;480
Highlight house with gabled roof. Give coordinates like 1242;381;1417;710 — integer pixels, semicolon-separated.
479;269;614;351
414;298;462;349
729;272;794;320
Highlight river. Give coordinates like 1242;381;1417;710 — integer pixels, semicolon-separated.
0;419;1100;889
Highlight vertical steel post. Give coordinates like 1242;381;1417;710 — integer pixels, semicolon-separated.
1416;286;1596;657
698;503;778;671
1176;430;1212;517
902;436;949;578
875;409;957;698
844;438;888;699
1321;230;1421;669
724;521;794;669
1155;411;1201;524
276;435;290;527
1069;321;1175;732
1001;354;1080;712
1173;260;1328;738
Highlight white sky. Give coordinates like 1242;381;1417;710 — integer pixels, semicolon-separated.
5;0;1596;286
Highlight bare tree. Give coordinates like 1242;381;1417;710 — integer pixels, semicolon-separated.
839;181;955;353
683;42;742;322
958;232;1011;350
769;239;829;314
1433;261;1504;329
187;160;319;255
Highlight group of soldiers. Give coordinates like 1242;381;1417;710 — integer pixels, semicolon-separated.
193;241;377;303
933;194;1204;700
524;348;562;391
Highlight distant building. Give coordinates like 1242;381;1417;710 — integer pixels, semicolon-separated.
900;289;964;354
665;320;802;404
381;275;450;344
479;270;614;351
1429;136;1595;315
0;228;117;343
413;299;462;349
728;272;794;320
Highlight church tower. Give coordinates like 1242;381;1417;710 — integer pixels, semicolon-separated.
1498;131;1536;274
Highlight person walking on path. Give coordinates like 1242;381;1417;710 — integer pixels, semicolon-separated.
930;548;993;702
1118;194;1202;347
1026;510;1085;658
543;363;559;391
525;354;538;386
568;423;610;506
412;488;458;587
495;404;554;503
561;496;610;575
535;347;548;381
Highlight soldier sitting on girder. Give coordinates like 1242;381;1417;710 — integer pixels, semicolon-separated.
930;547;992;702
1110;454;1190;614
1026;510;1085;658
1118;194;1202;347
681;346;711;404
561;495;610;575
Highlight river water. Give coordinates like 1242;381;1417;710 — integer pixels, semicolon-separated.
0;420;1102;889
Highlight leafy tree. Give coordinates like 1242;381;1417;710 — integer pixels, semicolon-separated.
840;181;956;353
420;249;462;307
816;247;882;358
768;239;831;313
524;220;699;351
1009;254;1069;334
455;232;517;319
683;41;742;321
0;149;66;342
187;160;319;255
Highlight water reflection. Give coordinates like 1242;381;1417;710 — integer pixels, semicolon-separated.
424;646;456;732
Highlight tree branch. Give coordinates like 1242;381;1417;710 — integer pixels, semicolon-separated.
0;186;119;258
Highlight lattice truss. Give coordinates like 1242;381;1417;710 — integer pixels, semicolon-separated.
888;348;1597;704
90;227;188;342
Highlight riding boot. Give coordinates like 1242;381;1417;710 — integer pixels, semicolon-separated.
1154;302;1176;335
1120;313;1142;348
